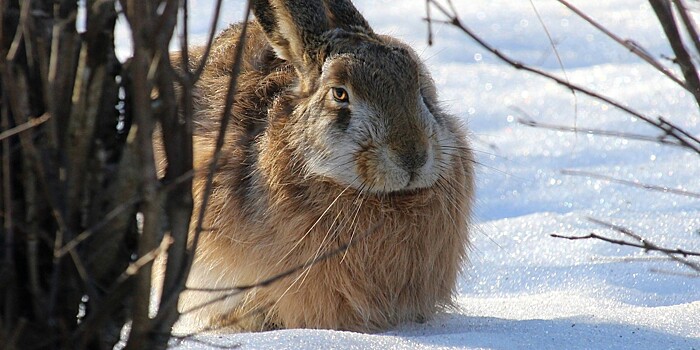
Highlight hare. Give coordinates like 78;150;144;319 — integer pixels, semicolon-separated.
157;0;475;334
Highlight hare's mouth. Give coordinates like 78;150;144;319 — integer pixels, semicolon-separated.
359;172;439;198
383;186;432;199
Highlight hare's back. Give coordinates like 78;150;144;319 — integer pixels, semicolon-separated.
191;21;294;135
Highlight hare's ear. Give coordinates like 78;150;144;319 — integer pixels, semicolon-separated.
322;0;374;34
253;0;329;73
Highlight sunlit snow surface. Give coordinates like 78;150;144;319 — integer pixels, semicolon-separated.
116;0;700;348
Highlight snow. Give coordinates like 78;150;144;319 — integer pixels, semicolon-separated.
116;0;700;348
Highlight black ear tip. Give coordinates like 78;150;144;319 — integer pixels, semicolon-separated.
252;0;277;35
324;0;374;33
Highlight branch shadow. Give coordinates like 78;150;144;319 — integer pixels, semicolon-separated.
168;311;699;349
389;313;699;350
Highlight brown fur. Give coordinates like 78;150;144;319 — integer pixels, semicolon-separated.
154;1;474;334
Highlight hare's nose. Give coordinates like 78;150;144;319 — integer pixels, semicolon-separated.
388;129;429;173
398;148;427;173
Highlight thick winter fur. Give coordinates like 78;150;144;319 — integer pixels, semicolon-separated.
156;0;475;333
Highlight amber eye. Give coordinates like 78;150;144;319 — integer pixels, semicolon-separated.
331;87;349;103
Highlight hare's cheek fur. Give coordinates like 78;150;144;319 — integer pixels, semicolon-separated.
298;96;450;194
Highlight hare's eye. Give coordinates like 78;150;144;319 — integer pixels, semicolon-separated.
331;87;349;103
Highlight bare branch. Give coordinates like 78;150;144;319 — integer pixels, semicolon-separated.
551;233;700;258
425;0;434;46
6;319;27;350
561;169;700;199
55;196;140;259
591;255;677;263
192;0;225;81
117;235;174;284
672;0;700;60
530;0;573;89
6;0;30;63
0;113;51;141
658;117;700;147
517;117;688;149
557;0;688;91
588;218;700;273
649;0;700;107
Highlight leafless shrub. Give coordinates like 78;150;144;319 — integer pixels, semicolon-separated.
0;0;235;348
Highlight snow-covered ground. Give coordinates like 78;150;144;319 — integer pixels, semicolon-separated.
118;0;700;348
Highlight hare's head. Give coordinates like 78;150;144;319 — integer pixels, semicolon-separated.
255;0;466;194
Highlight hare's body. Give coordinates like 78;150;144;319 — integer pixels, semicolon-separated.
159;1;474;333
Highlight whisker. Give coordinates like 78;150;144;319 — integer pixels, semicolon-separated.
341;181;369;263
269;175;362;315
437;148;516;179
435;174;472;230
274;176;359;267
440;145;503;159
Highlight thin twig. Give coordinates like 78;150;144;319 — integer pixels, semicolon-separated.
530;0;578;125
551;233;700;257
591;255;676;263
2;0;79;333
588;218;700;273
658;117;700;147
561;169;700;199
425;0;433;46
6;0;30;63
0;113;51;141
557;0;688;91
192;0;224;81
517;117;687;149
117;235;174;284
